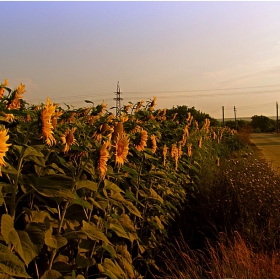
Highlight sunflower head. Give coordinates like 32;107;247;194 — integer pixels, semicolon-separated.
115;134;129;168
134;130;148;152
99;140;110;180
150;134;157;154
61;127;77;153
41;97;57;146
0;128;11;175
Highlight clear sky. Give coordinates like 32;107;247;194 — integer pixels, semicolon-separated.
1;1;280;119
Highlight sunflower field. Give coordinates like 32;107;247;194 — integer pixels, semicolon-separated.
0;79;241;278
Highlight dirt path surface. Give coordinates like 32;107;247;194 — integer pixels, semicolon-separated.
250;133;280;172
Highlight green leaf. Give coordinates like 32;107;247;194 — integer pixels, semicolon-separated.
76;180;98;191
23;145;44;158
41;269;63;279
44;227;68;249
82;220;111;245
108;217;130;240
87;197;105;211
1;214;39;266
1;163;18;175
102;243;117;258
123;201;142;218
72;193;93;210
149;188;164;204
0;246;31;278
76;254;96;268
1;214;16;245
144;152;158;161
57;155;76;173
50;163;65;174
98;258;127;279
121;165;139;176
26;176;75;199
104;179;125;193
16;230;39;266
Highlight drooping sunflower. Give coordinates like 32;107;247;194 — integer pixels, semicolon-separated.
0;78;8;99
134;129;148;152
187;143;192;157
7;83;26;110
163;144;168;167
41;97;56;146
149;97;157;111
61;127;77;153
0;128;11;175
115;134;129;168
51;110;64;129
150;134;157;154
134;100;144;113
99;141;110;180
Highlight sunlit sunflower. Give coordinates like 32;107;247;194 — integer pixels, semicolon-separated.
149;97;157;111
41;97;56;146
134;129;148;152
115;134;129;168
124;104;132;113
171;143;179;171
135;100;144;113
187;143;192;157
4;113;14;123
99;140;110;180
198;137;203;148
0;128;11;175
163;144;168;167
99;100;108;115
51;110;64;129
150;134;157;154
93;123;113;142
61;127;77;153
112;121;124;144
7;83;26;110
0;79;8;99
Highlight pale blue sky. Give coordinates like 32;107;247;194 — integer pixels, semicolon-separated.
1;1;280;119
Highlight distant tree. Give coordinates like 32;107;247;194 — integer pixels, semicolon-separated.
251;115;276;133
225;120;250;131
164;105;219;127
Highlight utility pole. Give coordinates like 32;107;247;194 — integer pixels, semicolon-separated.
234;106;237;131
222;106;225;127
113;81;123;117
277;102;279;133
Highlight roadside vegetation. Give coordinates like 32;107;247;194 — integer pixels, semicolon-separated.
0;79;280;278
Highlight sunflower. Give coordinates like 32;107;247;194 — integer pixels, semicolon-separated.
150;134;157;154
115;134;129;168
41;97;56;146
198;137;202;148
149;97;157;111
187;143;192;157
0;79;8;99
51;110;64;129
61;127;77;153
0;128;11;175
99;141;110;180
171;144;179;171
7;83;26;110
99;100;108;115
135;100;144;113
112;121;124;144
134;129;148;152
163;144;168;167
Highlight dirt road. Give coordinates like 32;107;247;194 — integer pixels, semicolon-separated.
250;133;280;172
